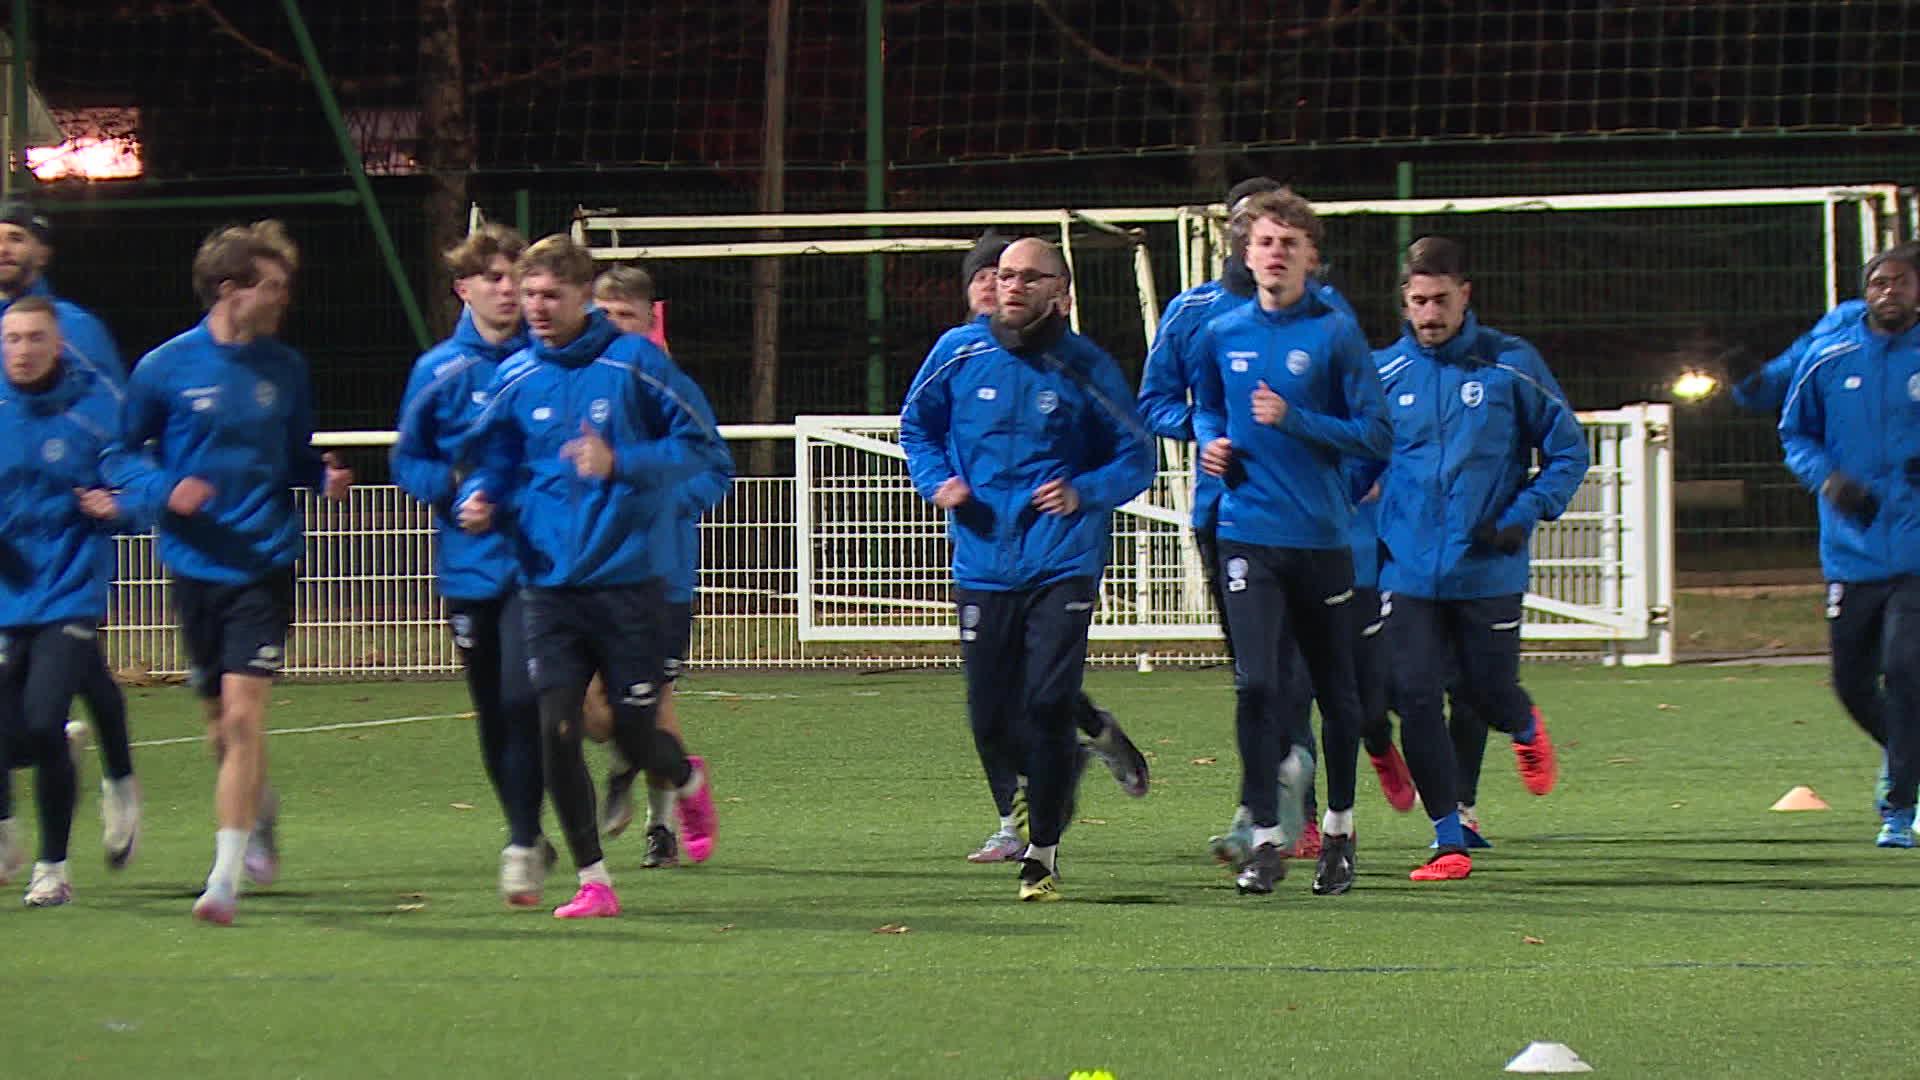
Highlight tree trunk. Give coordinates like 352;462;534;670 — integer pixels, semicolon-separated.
747;0;791;476
1184;0;1226;197
419;0;473;338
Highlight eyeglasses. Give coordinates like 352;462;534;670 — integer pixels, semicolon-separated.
996;268;1063;286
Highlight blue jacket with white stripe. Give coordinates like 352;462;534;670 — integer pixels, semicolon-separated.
1778;310;1920;584
392;310;528;600
0;359;141;626
900;316;1156;592
102;320;325;584
1369;313;1590;600
1136;260;1356;531
1734;300;1865;414
459;311;732;590
1190;288;1390;550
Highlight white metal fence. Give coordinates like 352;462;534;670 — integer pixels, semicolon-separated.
101;410;1672;680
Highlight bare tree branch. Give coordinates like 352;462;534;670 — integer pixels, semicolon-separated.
1029;0;1190;91
190;0;308;79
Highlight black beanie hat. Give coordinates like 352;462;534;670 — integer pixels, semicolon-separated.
961;230;1011;285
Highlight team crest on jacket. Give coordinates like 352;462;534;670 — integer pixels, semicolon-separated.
1225;556;1249;592
255;380;277;409
1461;381;1485;407
1286;349;1311;376
590;397;612;424
976;386;997;401
1843;375;1862;390
1398;393;1416;407
959;603;981;642
1036;390;1058;414
1908;373;1920;402
532;406;554;422
41;438;65;463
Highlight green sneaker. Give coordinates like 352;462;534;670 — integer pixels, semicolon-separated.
1208;811;1253;867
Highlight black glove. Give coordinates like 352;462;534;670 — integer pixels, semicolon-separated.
1470;520;1527;554
1823;473;1880;526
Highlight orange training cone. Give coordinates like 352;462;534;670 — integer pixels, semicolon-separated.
1769;785;1831;812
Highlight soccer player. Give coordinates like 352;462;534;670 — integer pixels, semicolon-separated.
393;224;557;905
901;237;1155;901
588;265;731;869
1138;178;1407;870
458;235;726;918
1778;242;1920;846
1368;237;1585;882
0;200;138;833
1190;190;1391;896
0;298;141;905
101;220;351;923
950;232;1151;866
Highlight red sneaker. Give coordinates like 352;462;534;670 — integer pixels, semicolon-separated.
1292;819;1322;860
1512;708;1558;796
1408;850;1472;882
1369;745;1417;812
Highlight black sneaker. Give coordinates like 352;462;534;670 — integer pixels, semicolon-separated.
1235;842;1286;895
600;767;641;837
1086;711;1151;798
1017;857;1061;902
640;824;679;869
1311;832;1356;896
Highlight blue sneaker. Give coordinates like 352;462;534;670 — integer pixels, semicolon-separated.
1876;806;1916;848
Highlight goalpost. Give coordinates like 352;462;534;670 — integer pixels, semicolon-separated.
93;186;1905;678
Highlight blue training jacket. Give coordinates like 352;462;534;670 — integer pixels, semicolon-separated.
459;310;732;590
1733;300;1865;414
1136;260;1356;532
8;280;123;387
102;319;325;584
0;359;143;626
1778;310;1920;584
900;317;1156;592
1191;288;1390;550
392;310;528;601
1368;313;1589;600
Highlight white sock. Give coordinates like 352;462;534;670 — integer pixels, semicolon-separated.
1231;805;1252;829
578;860;612;887
675;765;706;800
1023;843;1057;871
34;859;66;879
210;828;248;893
1322;809;1354;837
1253;825;1284;849
106;775;138;800
999;814;1018;833
645;784;677;831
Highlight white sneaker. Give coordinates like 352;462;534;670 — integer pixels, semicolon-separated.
0;819;24;884
102;777;141;870
24;861;71;907
499;843;547;908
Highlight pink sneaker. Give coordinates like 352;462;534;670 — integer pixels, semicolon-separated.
675;756;717;864
192;888;236;926
553;881;620;919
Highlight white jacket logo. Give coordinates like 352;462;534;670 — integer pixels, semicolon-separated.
590;398;612;424
1036;390;1058;414
1225;556;1249;592
41;438;65;463
1908;373;1920;402
255;381;277;409
1286;349;1311;376
1461;381;1485;407
976;387;997;401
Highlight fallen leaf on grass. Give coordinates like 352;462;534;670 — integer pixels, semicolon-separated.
1605;756;1639;765
1656;703;1678;711
716;923;735;933
395;903;426;912
1075;818;1109;826
725;797;745;803
872;923;910;935
1155;738;1175;745
1522;935;1545;945
450;802;475;810
1189;757;1218;766
1670;801;1687;808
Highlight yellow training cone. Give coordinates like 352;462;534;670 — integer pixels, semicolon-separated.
1769;786;1831;812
